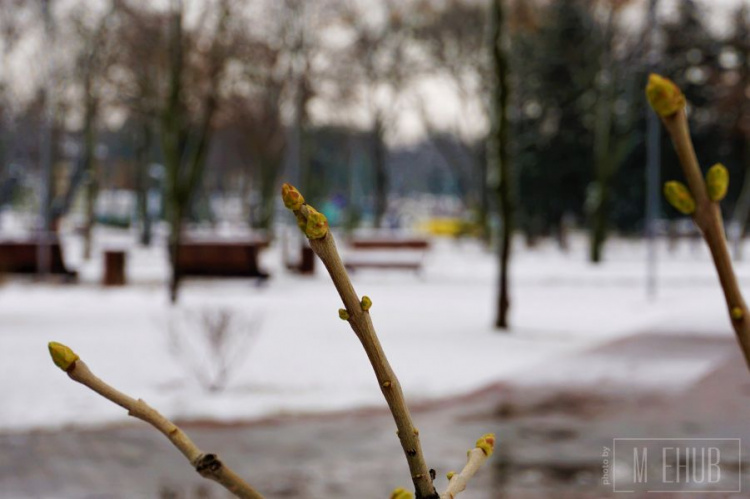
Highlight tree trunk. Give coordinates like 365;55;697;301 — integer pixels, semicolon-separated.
160;2;225;302
478;153;491;243
136;121;153;247
588;7;616;264
257;160;277;231
82;95;98;260
372;115;388;229
490;0;513;330
168;202;183;303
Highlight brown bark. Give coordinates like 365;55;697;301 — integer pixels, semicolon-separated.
61;358;264;498
660;109;750;368
490;0;513;329
290;203;438;499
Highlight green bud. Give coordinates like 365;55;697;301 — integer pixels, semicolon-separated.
338;308;349;320
731;307;744;320
646;74;685;117
446;471;456;480
360;295;372;311
475;433;496;457
304;206;329;239
48;341;79;371
281;183;305;210
706;163;729;202
664;181;696;215
389;488;413;499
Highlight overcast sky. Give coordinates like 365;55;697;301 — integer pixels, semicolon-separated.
11;0;750;147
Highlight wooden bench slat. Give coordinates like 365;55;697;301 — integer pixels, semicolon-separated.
176;240;270;279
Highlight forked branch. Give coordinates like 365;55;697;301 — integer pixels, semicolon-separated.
47;342;264;499
647;74;750;368
282;184;438;498
282;184;495;499
441;434;496;499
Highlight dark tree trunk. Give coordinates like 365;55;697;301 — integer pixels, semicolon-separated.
82;90;98;261
160;2;227;302
136;121;153;246
372;115;388;229
490;0;513;330
168;203;183;303
588;7;616;264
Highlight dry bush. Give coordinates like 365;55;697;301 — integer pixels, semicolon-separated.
167;306;261;392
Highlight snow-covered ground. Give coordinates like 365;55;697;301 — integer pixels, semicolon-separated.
0;227;744;432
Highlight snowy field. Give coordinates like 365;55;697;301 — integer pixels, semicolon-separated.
0;227;744;432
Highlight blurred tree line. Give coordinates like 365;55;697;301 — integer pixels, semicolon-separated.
1;0;749;266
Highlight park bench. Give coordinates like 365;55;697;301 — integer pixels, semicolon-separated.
0;239;77;279
176;238;270;279
343;237;430;273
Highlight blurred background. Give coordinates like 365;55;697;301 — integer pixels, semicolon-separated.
3;0;750;497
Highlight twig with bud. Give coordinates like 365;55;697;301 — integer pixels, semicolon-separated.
441;434;496;499
282;183;438;498
46;185;496;499
282;184;495;499
47;342;265;499
647;74;750;368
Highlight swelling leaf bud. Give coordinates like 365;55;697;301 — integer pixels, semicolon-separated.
475;433;496;457
646;74;685;117
304;206;329;239
731;307;744;320
48;342;79;372
360;295;372;311
389;488;413;499
706;163;729;202
281;183;305;210
663;181;696;215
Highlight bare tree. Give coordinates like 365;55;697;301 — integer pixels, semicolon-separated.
67;3;117;259
109;1;166;247
339;1;416;228
489;0;513;329
415;0;491;238
227;37;288;231
160;0;232;302
587;0;640;263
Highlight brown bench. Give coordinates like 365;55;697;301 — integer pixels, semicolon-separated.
176;239;270;279
0;240;77;279
344;238;429;273
350;239;430;250
285;245;316;275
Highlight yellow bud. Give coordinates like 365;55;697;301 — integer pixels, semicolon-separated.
646;74;685;117
475;433;496;457
389;488;413;499
281;183;305;210
361;295;372;311
304;206;329;239
48;341;79;372
446;471;456;480
731;307;744;320
706;163;729;202
663;181;696;215
338;308;349;320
